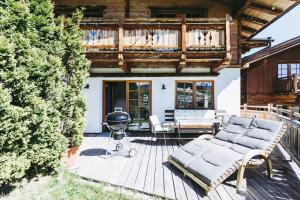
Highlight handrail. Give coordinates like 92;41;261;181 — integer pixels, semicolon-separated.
240;103;300;166
273;74;300;93
80;15;231;55
80;17;227;25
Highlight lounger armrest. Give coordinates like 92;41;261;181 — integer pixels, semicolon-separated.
237;149;271;190
195;134;214;142
241;150;266;167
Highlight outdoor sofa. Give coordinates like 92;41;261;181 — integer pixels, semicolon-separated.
174;110;221;136
168;116;286;195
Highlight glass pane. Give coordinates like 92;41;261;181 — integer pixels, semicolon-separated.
291;64;300;75
176;82;193;109
195;81;213;109
129;82;138;90
278;64;288;78
129;100;139;120
129;91;138;99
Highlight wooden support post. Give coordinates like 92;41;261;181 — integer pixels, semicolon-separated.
225;14;231;60
177;54;186;73
212;14;232;72
177;15;187;73
181;15;187;53
118;18;129;73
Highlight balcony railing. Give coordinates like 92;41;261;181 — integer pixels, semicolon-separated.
273;75;300;94
80;16;230;53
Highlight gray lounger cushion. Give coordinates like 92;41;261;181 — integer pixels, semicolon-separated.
215;116;253;143
170;140;243;185
233;119;283;151
186;146;243;185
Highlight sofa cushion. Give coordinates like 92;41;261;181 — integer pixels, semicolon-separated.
234;119;283;150
215;116;253;143
175;110;215;120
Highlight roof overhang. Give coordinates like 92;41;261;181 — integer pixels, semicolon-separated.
242;36;300;67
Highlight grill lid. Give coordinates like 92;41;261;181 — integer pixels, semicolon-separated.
106;112;131;123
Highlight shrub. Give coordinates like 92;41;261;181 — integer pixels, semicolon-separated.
0;0;89;185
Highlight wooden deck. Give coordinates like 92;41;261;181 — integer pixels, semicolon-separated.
71;132;300;200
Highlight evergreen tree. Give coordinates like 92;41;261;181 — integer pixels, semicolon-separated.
0;0;90;185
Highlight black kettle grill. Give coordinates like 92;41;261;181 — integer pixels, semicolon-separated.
105;111;131;140
103;111;136;158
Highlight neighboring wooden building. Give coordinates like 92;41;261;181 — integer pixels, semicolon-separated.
242;36;300;106
53;0;300;133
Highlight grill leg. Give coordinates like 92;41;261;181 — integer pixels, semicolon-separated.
106;131;112;156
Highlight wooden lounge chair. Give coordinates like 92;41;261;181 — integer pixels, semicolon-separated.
168;116;287;195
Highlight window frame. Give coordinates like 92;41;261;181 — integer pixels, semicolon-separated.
175;80;214;110
55;5;106;18
277;63;300;79
149;7;208;18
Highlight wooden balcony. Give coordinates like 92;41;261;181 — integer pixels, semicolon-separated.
80;16;232;74
273;75;300;94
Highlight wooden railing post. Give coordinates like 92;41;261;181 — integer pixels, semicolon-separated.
293;74;300;92
267;103;273;112
243;103;247;111
118;18;130;73
181;14;187;53
225;14;231;60
177;15;187;73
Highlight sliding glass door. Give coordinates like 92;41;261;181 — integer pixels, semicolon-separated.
127;81;151;131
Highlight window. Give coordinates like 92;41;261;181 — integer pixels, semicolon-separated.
55;5;106;18
278;64;288;78
176;81;214;109
291;64;300;76
277;63;300;78
150;7;208;18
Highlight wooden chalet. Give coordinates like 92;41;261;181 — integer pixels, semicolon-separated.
242;36;300;106
53;0;300;133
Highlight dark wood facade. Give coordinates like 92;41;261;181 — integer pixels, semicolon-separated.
242;37;300;106
53;0;300;76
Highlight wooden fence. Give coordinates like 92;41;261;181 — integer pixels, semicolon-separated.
241;104;300;166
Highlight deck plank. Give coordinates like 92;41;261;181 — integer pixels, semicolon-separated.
153;138;166;197
161;137;177;200
116;134;145;187
143;137;157;195
73;134;300;200
133;136;153;192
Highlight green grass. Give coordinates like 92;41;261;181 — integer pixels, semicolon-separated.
2;172;137;200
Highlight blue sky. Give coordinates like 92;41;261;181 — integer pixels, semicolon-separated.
244;4;300;56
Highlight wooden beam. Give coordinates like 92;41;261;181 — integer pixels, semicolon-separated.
91;58;224;63
225;14;232;61
177;54;186;73
212;57;231;72
241;25;257;34
127;59;179;63
249;1;283;16
90;72;220;77
120;62;130;73
181;15;187;52
240;14;268;26
125;0;130;18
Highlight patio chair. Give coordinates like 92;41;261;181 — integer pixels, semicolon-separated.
168;116;287;195
150;115;174;145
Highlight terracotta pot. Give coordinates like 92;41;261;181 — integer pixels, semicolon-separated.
61;146;79;168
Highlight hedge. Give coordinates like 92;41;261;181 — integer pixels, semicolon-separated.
0;0;90;185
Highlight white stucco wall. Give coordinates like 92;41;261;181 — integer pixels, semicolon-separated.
82;68;241;133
